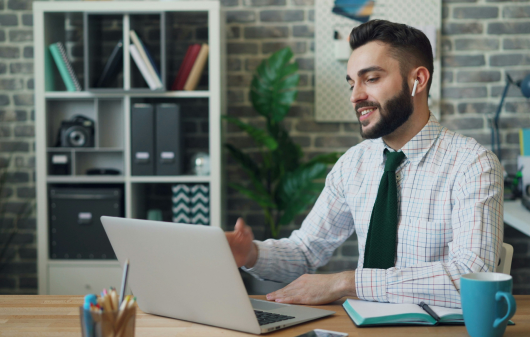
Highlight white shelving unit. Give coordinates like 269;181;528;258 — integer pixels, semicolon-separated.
34;1;225;295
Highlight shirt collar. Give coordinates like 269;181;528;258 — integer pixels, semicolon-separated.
372;112;443;166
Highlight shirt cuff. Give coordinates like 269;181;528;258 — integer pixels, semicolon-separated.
240;240;270;280
355;268;389;302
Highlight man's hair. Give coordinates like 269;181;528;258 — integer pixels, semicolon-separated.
349;20;434;95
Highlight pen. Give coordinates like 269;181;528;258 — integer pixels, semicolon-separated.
119;259;130;306
83;294;97;337
419;301;440;322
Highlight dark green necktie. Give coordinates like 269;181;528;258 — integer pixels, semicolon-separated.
363;149;406;269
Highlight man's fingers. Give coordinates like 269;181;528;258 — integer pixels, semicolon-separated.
235;218;254;241
266;285;293;301
235;217;246;232
275;296;296;304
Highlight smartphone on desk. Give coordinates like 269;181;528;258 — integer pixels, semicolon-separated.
295;329;348;337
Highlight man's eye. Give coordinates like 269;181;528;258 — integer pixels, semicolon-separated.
349;86;354;91
368;78;378;83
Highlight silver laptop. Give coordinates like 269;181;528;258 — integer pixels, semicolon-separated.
101;216;335;334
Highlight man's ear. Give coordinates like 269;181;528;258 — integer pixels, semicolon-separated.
411;67;430;97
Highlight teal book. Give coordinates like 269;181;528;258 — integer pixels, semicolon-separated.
520;129;530;156
44;48;55;91
49;42;82;92
343;299;514;327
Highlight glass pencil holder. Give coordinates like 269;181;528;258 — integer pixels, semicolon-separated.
79;306;136;337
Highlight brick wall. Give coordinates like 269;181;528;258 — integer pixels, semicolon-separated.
0;0;36;293
0;0;529;294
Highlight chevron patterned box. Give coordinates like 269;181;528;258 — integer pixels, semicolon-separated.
172;183;209;225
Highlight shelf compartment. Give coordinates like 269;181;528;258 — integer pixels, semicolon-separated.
46;99;96;148
75;151;124;176
165;11;209;92
44;12;84;92
131;182;210;226
129;13;164;90
98;99;125;148
86;14;124;90
48;184;124;261
130;97;209;175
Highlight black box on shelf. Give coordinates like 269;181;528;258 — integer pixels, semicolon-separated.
49;185;123;259
49;153;71;175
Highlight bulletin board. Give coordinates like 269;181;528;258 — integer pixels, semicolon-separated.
315;0;442;122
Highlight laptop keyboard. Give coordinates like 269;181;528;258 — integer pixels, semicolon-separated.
254;310;295;326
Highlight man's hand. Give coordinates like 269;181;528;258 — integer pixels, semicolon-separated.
225;218;258;268
265;271;356;305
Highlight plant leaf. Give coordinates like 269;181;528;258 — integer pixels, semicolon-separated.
250;47;299;122
225;144;261;179
279;62;298;79
228;183;276;209
273;126;303;175
224;144;270;197
275;161;329;212
278;192;319;226
277;73;300;92
222;116;278;150
306;152;343;166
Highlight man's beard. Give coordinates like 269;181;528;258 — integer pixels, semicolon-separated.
357;78;414;139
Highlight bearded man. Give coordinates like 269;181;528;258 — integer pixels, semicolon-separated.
225;20;503;309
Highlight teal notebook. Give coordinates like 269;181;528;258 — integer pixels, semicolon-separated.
49;42;81;92
343;299;515;327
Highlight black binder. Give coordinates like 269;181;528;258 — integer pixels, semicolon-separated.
156;104;182;175
131;103;154;175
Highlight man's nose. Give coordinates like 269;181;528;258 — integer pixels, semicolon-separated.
350;84;368;104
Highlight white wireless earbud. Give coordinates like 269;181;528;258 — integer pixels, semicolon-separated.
411;79;419;97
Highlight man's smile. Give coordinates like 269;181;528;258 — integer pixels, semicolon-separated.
357;107;378;121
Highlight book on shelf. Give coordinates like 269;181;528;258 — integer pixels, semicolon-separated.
130;44;159;90
171;43;201;91
44;47;56;92
143;40;161;80
183;43;209;91
129;30;163;89
520;128;530;156
342;299;515;327
94;40;123;88
48;42;82;92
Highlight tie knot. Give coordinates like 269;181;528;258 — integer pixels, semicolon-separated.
384;150;406;172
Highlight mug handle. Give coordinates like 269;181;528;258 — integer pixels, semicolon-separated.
493;291;517;328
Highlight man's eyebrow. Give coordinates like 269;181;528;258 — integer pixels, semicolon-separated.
346;66;386;83
357;66;385;77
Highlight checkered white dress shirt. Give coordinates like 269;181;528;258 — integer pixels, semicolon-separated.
244;113;504;308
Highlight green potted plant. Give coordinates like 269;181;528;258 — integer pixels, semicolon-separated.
224;47;342;239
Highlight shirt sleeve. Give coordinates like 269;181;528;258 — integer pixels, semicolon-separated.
355;149;504;308
243;152;355;283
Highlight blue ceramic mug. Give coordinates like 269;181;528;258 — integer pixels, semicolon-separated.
461;272;516;337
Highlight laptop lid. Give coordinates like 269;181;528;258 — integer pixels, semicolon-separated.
101;216;262;334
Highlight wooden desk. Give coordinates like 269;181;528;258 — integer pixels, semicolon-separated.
0;295;528;336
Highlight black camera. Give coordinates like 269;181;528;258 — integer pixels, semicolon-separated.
56;115;95;147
